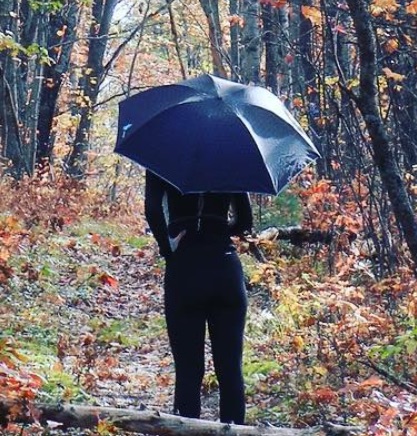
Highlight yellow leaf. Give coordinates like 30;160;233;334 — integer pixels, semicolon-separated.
250;273;261;285
301;5;322;27
314;366;328;376
370;0;400;16
9;348;29;363
292;335;305;351
325;76;339;86
97;419;118;435
0;248;10;262
347;78;360;90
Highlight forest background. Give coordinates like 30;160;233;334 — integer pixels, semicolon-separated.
1;0;417;434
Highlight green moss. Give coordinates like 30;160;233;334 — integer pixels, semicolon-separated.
40;369;89;403
127;235;149;249
243;359;282;378
88;315;166;347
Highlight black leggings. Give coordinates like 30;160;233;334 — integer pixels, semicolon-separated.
164;241;247;424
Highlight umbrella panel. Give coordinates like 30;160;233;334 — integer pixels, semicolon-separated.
115;74;321;194
234;104;319;193
115;99;277;194
116;84;201;147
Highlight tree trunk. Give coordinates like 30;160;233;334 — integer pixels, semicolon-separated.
19;4;48;174
36;1;81;166
65;0;118;179
240;0;261;84
296;0;324;175
262;3;279;94
276;5;291;97
167;0;187;79
0;402;318;436
199;0;227;77
345;0;417;269
0;0;32;177
386;1;417;171
229;0;240;80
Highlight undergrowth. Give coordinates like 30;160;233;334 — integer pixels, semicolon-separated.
1;175;417;435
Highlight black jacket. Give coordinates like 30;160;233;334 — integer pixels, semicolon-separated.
144;171;253;257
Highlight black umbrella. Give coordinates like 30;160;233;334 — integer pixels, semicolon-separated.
115;74;320;195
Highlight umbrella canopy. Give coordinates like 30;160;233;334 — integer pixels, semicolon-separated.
115;74;320;195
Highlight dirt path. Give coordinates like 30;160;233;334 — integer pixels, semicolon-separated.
1;223;272;433
58;246;221;422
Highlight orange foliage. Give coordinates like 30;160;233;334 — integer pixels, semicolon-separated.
0;338;43;405
0;174;145;234
370;0;400;17
259;0;288;8
301;5;322;27
406;0;417;14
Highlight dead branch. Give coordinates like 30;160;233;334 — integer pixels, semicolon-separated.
0;401;321;435
323;422;364;435
360;359;417;395
258;227;357;246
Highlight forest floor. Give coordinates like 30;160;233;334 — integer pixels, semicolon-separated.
0;215;293;434
2;206;417;436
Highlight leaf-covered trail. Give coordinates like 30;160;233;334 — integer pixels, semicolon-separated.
72;249;176;411
1;216;276;429
40;229;225;421
7;213;417;435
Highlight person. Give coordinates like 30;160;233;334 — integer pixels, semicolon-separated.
144;169;253;425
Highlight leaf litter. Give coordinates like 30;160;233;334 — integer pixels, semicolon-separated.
2;189;417;435
0;216;230;434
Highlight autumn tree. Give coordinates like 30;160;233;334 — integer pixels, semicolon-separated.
0;0;140;179
344;0;417;268
0;0;54;177
64;0;119;178
36;1;81;167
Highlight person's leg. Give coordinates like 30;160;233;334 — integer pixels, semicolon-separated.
209;306;246;424
164;254;206;418
207;252;247;424
166;308;206;417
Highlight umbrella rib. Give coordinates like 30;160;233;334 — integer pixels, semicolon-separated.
121;97;210;147
116;75;320;195
231;106;319;195
230;110;277;192
228;100;319;155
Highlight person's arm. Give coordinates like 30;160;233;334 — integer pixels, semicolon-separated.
144;171;172;258
229;193;253;236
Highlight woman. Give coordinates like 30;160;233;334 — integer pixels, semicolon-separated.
144;169;253;424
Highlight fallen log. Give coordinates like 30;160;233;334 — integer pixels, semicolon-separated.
0;401;320;435
258;227;357;246
245;227;355;263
